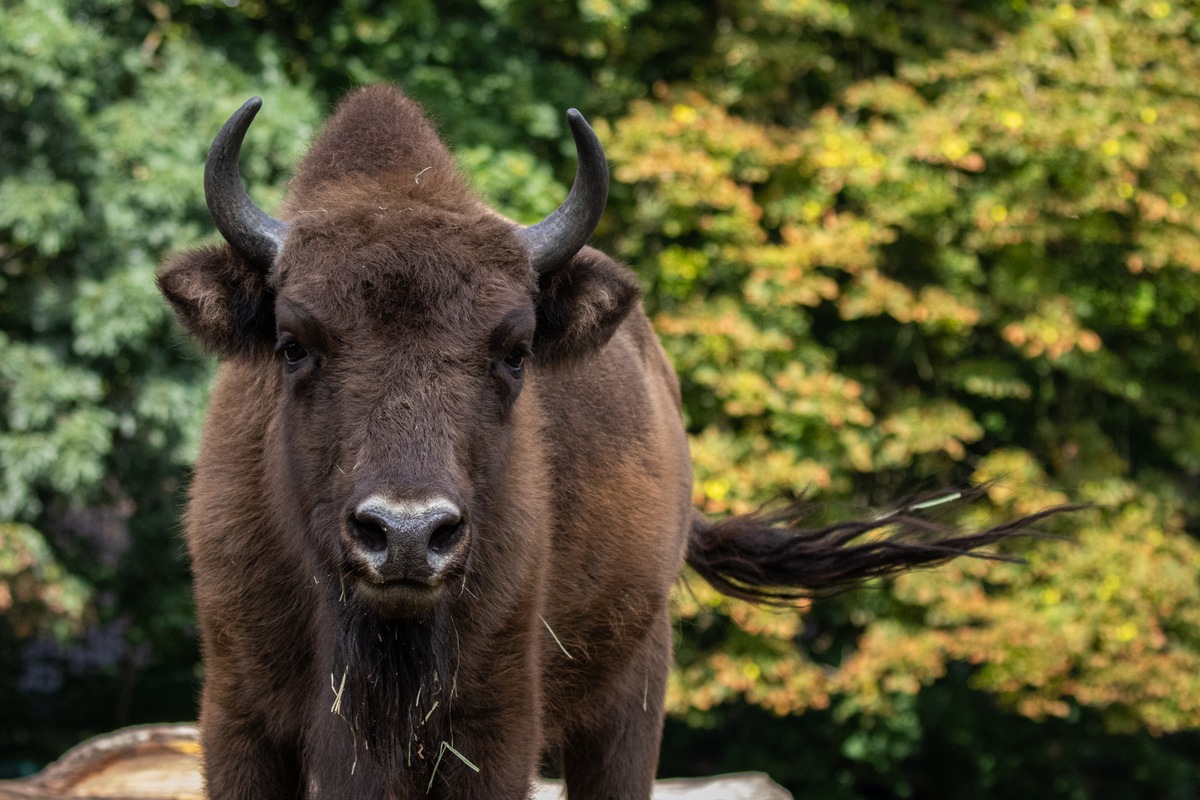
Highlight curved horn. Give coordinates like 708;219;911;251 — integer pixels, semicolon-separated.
519;109;609;275
204;97;288;270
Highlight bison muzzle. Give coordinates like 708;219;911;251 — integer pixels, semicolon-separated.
158;86;1067;800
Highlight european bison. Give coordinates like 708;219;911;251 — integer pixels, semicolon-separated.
158;86;1062;799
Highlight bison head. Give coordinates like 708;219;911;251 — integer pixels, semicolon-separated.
159;87;639;620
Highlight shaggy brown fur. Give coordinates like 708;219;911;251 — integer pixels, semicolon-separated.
159;86;1069;799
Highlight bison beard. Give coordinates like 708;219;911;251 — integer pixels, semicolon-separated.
328;602;456;785
159;85;1076;799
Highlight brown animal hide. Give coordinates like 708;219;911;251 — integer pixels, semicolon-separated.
157;85;1071;799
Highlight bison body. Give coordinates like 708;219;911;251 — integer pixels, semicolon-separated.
160;86;1061;799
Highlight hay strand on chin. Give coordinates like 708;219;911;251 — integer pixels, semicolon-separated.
330;667;347;715
442;741;479;773
539;614;573;660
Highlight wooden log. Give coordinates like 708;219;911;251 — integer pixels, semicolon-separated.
0;725;203;800
0;725;793;799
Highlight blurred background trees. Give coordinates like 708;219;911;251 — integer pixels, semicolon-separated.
3;0;1200;796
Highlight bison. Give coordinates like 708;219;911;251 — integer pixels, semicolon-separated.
158;86;1064;799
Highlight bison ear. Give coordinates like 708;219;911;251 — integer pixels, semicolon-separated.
157;244;276;358
533;246;640;367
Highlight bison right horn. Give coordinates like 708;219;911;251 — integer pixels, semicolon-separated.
518;109;609;276
205;97;289;271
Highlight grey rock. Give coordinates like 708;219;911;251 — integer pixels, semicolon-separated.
533;772;793;799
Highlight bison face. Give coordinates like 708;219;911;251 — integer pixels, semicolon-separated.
160;208;638;620
264;214;541;618
158;90;639;618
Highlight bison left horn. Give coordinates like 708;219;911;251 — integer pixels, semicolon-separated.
205;97;289;270
519;109;609;275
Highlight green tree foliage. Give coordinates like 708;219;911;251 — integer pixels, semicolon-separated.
4;0;1200;795
0;0;322;760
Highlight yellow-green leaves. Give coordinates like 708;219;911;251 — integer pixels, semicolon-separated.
599;0;1200;750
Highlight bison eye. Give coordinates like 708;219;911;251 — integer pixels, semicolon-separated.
503;346;527;375
281;341;309;366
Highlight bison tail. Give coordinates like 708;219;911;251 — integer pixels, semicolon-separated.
684;486;1078;604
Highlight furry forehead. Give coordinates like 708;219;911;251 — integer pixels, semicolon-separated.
271;205;537;334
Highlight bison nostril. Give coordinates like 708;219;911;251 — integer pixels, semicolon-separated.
427;521;464;555
349;514;389;553
347;496;466;578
